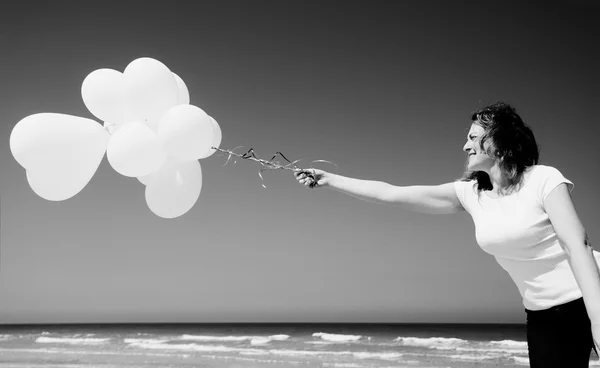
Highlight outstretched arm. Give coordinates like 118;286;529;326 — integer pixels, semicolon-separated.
295;169;465;215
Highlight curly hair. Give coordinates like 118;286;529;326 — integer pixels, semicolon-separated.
461;102;539;194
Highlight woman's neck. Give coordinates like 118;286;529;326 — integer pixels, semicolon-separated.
487;163;509;194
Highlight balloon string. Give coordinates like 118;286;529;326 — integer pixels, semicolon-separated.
104;124;115;135
211;147;338;188
100;123;334;188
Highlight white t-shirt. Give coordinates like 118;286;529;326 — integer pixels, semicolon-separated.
454;164;598;311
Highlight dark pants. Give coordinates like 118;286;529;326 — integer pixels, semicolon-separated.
526;297;597;368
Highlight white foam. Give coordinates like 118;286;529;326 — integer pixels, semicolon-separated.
489;340;528;348
250;337;271;346
321;363;363;368
268;348;402;360
352;352;403;360
126;341;263;355
178;334;289;344
179;334;251;342
512;356;530;365
455;346;529;355
35;337;110;345
71;333;96;338
312;332;362;342
0;347;189;358
394;336;468;348
444;354;497;361
239;350;270;356
267;349;341;357
197;354;309;366
128;339;405;361
123;338;169;344
269;334;290;341
305;341;336;345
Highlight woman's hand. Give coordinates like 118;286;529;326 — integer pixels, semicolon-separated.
294;168;330;188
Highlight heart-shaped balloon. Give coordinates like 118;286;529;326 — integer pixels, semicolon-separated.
10;113;109;201
124;57;179;132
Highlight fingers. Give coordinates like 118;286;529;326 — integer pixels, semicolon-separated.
294;169;318;187
294;169;314;179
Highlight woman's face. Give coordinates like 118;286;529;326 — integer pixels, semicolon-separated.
463;123;495;172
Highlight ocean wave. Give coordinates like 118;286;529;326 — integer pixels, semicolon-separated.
443;353;498;361
352;352;403;360
312;333;363;342
268;348;402;360
178;334;289;345
454;346;529;355
123;338;170;344
0;334;13;341
179;335;250;342
35;337;110;345
394;336;469;348
512;356;529;365
196;354;317;367
239;350;270;356
126;341;262;354
269;334;290;341
391;336;529;355
489;340;528;348
250;337;272;345
127;342;402;361
321;363;363;368
0;347;190;358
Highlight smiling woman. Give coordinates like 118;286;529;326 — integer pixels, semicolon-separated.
294;102;600;368
461;103;540;197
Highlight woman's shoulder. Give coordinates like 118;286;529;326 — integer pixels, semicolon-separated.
524;164;566;180
523;164;573;194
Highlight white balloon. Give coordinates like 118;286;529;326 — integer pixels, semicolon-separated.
198;116;222;159
107;120;166;177
124;57;178;131
145;158;202;219
137;154;188;186
158;104;213;161
173;72;190;105
26;168;87;201
9;113;109;200
137;173;152;185
81;68;127;124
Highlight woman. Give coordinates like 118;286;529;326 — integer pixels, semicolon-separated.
294;102;599;367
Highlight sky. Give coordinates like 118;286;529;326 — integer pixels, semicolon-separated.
0;0;598;324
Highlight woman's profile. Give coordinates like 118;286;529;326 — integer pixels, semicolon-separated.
294;102;599;367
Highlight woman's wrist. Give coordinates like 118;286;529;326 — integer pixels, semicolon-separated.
323;173;339;188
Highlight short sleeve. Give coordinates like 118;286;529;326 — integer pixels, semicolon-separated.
538;166;574;202
454;180;476;213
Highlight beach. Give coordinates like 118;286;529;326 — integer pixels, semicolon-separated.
2;323;588;368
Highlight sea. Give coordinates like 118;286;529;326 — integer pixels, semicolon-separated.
0;323;597;368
